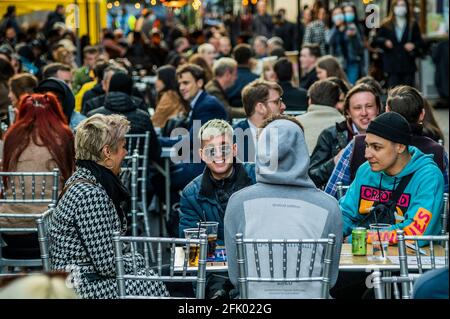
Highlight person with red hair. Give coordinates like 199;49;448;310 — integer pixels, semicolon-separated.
0;93;75;259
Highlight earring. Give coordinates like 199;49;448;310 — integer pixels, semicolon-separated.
104;157;115;170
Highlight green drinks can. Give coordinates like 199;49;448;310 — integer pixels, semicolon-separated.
352;227;367;256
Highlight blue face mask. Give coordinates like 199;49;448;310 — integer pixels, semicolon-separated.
344;12;355;23
333;13;344;25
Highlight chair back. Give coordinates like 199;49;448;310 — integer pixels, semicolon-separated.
336;182;349;200
0;168;60;205
235;233;336;299
113;232;207;299
442;193;449;235
372;271;421;299
0;205;55;273
397;230;449;275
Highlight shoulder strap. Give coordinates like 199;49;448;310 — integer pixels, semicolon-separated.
387;172;414;211
57;178;97;203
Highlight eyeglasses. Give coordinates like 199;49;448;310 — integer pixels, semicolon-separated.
265;97;283;107
202;144;232;159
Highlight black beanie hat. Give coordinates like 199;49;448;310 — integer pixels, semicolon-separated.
366;112;412;145
108;72;133;95
35;78;75;123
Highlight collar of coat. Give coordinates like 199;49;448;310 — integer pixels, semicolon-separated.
198;162;252;202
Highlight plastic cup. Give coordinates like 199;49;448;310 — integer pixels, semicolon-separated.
197;221;219;259
183;228;206;266
368;223;391;260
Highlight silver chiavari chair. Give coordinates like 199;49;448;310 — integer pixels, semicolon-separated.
336;181;349;200
372;270;421;299
0;169;59;273
113;232;207;299
235;233;336;299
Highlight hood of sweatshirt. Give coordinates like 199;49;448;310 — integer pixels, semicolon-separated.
255;119;316;188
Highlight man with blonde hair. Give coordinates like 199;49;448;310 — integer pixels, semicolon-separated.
179;119;256;298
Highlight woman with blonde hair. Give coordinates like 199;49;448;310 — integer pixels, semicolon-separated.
48;114;169;299
0;273;79;299
259;58;277;82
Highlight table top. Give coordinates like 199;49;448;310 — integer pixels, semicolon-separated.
174;244;447;273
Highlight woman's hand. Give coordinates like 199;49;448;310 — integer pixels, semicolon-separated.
384;40;393;49
404;42;415;52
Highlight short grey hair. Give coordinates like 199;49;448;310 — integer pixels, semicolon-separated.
75;114;130;161
213;57;237;77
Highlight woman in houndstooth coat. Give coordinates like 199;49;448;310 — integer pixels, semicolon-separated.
48;114;168;299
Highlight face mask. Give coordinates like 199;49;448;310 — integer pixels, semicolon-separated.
394;6;407;17
344;12;355;23
332;13;344;25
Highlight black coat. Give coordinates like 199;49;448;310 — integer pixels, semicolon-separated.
81;83;105;113
278;81;308;111
299;69;318;91
226;67;259;107
87;92;161;165
83;93;147;116
309;121;354;189
372;21;423;74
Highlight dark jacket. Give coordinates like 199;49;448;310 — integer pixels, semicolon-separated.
274;21;298;51
179;163;256;241
81;83;105;113
87;91;161;164
299;68;318;91
83;93;147;116
432;40;449;99
252;14;274;38
226;66;259;108
233;119;255;163
205;79;246;120
278;81;308;111
309;121;354;189
372;21;423;74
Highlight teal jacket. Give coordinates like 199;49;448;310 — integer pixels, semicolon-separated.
340;146;444;246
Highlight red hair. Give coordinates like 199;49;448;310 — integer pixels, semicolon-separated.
2;93;75;181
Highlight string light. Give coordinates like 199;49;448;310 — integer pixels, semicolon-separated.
251;0;258;4
135;3;141;9
107;3;113;9
192;0;201;11
242;0;249;6
151;0;156;5
113;1;120;7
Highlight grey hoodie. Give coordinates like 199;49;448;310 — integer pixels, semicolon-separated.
224;119;343;299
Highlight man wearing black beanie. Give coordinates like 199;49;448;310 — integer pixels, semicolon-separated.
339;111;444;245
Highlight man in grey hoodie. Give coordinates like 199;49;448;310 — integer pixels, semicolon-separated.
224;115;343;298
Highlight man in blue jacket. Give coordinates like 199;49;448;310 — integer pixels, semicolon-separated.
179;119;256;298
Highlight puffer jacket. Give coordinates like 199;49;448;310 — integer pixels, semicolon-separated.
87;91;161;164
309;120;354;189
179;163;256;241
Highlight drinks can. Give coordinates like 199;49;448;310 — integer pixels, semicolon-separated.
352;227;367;256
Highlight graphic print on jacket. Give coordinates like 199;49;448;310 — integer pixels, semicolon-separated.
340;146;444;246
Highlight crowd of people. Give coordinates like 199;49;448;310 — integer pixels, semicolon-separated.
0;0;448;299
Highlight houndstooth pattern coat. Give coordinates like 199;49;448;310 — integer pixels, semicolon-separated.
48;167;169;299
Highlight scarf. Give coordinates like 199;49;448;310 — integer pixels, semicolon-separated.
76;160;130;225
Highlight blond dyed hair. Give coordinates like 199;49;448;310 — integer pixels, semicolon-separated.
75;114;130;161
0;274;79;299
198;119;233;145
